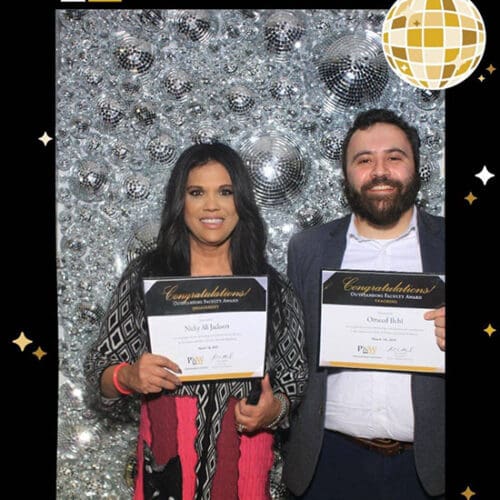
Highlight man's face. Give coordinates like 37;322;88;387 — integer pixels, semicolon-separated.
343;122;420;226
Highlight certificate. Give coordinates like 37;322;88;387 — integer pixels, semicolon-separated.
320;270;445;373
143;275;268;382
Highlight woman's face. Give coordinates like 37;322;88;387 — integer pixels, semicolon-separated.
184;161;239;249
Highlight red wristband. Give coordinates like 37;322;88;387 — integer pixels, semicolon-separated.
112;362;133;396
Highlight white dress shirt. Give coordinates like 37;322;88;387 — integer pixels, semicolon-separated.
324;207;422;441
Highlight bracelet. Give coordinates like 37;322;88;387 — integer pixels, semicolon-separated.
112;362;133;396
266;392;290;430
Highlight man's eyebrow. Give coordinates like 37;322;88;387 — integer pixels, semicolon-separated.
350;147;409;162
351;149;372;162
385;147;409;157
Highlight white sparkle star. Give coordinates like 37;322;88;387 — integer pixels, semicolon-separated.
38;132;53;146
475;165;495;186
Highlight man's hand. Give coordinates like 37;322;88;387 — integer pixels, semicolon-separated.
424;306;445;351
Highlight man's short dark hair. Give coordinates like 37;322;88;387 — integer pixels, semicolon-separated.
341;108;421;177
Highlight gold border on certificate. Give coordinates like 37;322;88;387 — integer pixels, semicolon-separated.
143;275;268;382
320;270;445;373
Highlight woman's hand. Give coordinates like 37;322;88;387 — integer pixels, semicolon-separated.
101;353;182;397
121;353;183;394
234;373;285;433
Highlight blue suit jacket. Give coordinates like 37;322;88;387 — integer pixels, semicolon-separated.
284;209;445;497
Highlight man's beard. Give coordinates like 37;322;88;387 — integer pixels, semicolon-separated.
343;173;420;227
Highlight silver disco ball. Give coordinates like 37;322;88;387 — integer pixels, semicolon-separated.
70;160;108;201
77;161;107;192
67;115;91;138
117;74;142;102
296;206;324;229
60;9;88;23
114;35;154;75
419;163;432;183
110;139;130;160
60;233;86;256
127;221;160;263
269;76;300;102
240;133;307;207
97;97;125;128
147;133;177;164
79;302;105;325
83;68;103;88
264;11;305;55
419;159;440;183
176;10;216;43
132;103;157;128
421;130;444;153
319;130;344;162
413;88;444;111
136;10;165;31
317;31;389;110
226;85;255;114
123;174;151;201
163;69;194;101
191;124;221;144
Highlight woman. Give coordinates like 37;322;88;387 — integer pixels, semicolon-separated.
84;143;308;499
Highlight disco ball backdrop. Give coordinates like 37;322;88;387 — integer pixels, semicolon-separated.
56;9;445;498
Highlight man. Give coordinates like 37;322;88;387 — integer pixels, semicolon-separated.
284;108;445;500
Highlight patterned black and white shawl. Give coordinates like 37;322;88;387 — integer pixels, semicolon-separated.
84;258;308;499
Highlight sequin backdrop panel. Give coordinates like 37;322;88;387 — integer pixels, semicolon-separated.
55;9;444;498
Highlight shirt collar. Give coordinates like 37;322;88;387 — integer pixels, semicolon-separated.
347;206;418;242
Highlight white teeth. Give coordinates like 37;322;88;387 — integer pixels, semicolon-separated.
201;218;223;223
371;185;392;190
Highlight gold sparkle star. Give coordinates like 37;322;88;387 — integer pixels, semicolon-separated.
484;323;497;337
33;347;47;361
413;20;421;27
464;192;477;205
38;131;53;146
12;331;33;352
461;486;476;500
478;75;485;83
486;64;496;74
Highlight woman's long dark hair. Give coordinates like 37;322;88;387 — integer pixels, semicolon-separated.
134;142;290;374
140;142;268;277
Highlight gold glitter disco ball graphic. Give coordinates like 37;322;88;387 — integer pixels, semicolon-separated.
382;0;486;89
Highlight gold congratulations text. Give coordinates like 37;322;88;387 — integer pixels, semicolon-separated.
163;285;252;303
343;277;437;295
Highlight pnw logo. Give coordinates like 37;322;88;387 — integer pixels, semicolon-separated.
187;356;204;366
357;345;377;355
